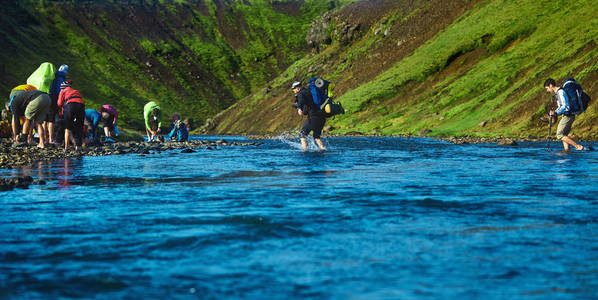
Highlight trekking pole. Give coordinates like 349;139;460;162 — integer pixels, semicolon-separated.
547;113;552;151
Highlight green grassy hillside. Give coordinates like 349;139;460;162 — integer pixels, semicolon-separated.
212;0;598;140
0;0;343;130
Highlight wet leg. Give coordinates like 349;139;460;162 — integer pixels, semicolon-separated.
300;137;308;152
315;138;327;151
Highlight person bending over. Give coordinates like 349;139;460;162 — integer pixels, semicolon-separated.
6;89;51;148
46;64;69;144
144;101;162;142
168;112;189;142
99;104;118;139
57;80;85;150
85;108;102;143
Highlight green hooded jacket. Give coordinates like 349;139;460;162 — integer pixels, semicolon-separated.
26;62;56;93
144;101;162;130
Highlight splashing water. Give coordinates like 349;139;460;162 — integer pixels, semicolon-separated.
276;130;327;151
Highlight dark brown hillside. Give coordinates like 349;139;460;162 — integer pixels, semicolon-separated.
333;0;481;94
212;0;484;134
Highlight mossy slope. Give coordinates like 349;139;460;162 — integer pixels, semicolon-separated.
0;0;338;129
212;0;598;140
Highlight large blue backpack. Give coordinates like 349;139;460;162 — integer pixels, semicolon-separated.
308;77;330;106
307;77;345;117
561;78;590;114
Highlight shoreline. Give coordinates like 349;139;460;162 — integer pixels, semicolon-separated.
1;133;591;170
0;138;262;170
245;132;574;145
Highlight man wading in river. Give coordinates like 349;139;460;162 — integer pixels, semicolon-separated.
292;81;326;151
543;78;586;151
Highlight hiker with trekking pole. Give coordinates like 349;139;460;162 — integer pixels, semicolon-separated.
543;78;590;151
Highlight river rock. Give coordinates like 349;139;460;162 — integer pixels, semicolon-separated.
418;129;432;137
498;139;517;146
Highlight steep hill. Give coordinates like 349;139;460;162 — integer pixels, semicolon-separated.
0;0;344;129
211;0;598;140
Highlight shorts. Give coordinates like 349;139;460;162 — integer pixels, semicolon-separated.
300;117;326;139
25;94;51;123
556;115;575;139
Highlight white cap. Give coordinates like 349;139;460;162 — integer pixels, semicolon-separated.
291;81;301;89
58;64;69;73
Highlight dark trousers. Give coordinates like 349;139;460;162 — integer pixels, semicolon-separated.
64;102;85;147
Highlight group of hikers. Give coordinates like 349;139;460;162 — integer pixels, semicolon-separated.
2;62;590;153
3;62;189;150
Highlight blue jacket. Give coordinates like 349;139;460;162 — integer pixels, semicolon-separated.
168;120;188;141
555;89;571;116
49;71;67;97
85;109;102;139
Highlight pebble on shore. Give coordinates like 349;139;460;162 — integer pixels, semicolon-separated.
0;139;262;170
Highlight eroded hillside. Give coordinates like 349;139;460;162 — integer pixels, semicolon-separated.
211;0;598;140
0;0;341;129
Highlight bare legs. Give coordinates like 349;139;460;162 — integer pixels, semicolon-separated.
11;116;19;143
47;122;55;144
22;119;45;148
300;137;327;152
561;136;584;151
64;129;79;150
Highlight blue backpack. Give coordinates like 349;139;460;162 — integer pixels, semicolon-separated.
561;78;590;114
308;77;330;106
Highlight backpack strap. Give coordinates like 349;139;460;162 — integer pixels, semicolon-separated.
65;96;82;104
66;96;82;101
7;96;15;112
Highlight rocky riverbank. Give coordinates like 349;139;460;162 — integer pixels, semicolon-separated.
0;176;46;191
246;131;550;146
0;139;263;170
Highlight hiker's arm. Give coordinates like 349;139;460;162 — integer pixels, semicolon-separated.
144;113;151;130
57;89;65;108
11;115;18;142
92;117;99;139
112;109;117;125
555;90;569;115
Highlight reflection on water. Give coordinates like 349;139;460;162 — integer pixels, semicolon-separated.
1;137;598;299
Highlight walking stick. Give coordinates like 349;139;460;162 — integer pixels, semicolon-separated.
547;113;552;151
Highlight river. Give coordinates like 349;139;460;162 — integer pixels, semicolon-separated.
1;136;597;299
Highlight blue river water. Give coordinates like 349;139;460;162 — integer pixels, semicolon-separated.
1;136;597;299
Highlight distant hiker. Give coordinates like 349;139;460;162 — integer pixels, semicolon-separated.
292;81;326;151
57;80;85;150
5;89;51;148
99;105;118;139
168;112;188;142
543;78;585;151
84;108;102;143
46;64;69;144
144;101;162;142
